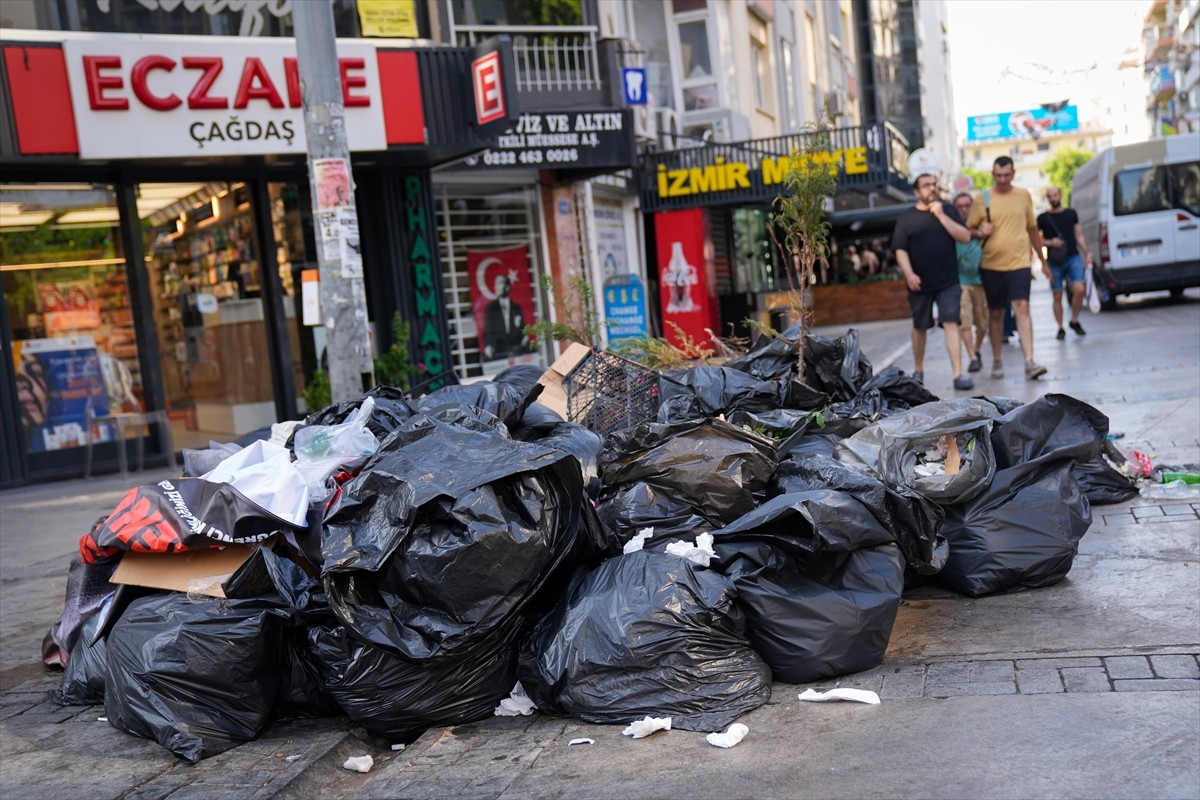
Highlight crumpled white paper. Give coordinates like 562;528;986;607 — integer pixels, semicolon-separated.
623;528;654;554
342;755;374;773
706;723;749;748
797;688;880;705
622;716;672;739
494;682;537;716
665;532;716;567
568;738;595;746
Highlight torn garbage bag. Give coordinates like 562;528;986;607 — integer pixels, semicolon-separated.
773;454;946;574
798;329;873;402
710;491;904;683
309;621;519;740
835;399;1000;504
597;419;777;546
936;394;1097;597
321;413;605;661
519;550;771;732
104;593;287;763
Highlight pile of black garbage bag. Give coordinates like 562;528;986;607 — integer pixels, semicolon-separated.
44;331;1137;762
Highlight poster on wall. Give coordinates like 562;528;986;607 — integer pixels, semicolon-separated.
653;209;718;351
467;246;537;370
314;158;352;210
13;337;110;452
603;274;648;344
357;0;419;37
594;200;628;281
38;280;102;335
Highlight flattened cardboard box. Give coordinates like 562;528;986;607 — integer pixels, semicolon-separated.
111;544;259;599
536;342;591;420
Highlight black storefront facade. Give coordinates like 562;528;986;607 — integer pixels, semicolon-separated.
636;122;914;348
0;31;498;487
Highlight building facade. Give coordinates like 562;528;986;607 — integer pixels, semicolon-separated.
1144;0;1200;136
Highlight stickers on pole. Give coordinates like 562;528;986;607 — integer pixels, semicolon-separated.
302;270;321;326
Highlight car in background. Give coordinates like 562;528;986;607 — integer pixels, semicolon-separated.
1071;133;1200;309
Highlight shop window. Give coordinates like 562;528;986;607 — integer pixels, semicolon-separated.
1;182;141;456
138;182;276;448
435;185;547;378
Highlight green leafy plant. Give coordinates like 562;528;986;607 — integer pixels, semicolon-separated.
374;312;425;389
768;109;840;380
524;273;604;349
961;167;994;191
303;368;331;413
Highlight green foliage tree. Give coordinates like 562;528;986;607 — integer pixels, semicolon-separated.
1041;147;1093;205
524;273;604;348
961;167;994;191
768;111;839;381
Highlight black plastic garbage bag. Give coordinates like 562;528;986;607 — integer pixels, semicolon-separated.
774;454;947;574
322;414;604;661
831;366;940;421
728;407;818;456
515;401;565;433
725;336;800;382
598;419;777;544
936;394;1098;597
709;491;904;683
657;366;828;423
413;381;530;427
310;620;519;740
1075;449;1138;505
513;421;603;501
835;399;1000;504
301;386;415;442
43;516;117;667
493;363;547;399
104;593;287;763
799;329;873;402
519;550;771;731
49;598;110;706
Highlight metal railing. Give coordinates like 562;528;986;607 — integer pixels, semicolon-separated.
454;25;602;93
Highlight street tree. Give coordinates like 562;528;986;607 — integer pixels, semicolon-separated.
961;167;993;191
1042;146;1093;205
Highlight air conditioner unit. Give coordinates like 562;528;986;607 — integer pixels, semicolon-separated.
633;103;656;142
826;90;847;119
656;108;681;149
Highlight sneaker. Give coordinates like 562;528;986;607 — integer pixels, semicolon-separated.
953;375;975;391
912;370;924;384
1056;328;1066;340
1070;321;1086;336
968;355;983;373
991;362;1005;379
1025;361;1048;380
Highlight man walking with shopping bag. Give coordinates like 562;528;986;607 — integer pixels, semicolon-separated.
1037;185;1094;340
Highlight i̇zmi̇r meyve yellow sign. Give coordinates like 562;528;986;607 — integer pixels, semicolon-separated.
656;147;869;199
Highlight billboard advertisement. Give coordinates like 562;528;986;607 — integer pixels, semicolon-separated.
965;105;1080;142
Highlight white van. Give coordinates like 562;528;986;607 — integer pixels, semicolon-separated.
1071;133;1200;308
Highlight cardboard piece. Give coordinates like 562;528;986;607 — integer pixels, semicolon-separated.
111;544;260;599
535;342;591;420
944;435;961;475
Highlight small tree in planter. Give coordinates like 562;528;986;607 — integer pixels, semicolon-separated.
768;113;839;380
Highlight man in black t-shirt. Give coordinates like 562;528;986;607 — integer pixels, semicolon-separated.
891;174;976;390
1037;186;1094;339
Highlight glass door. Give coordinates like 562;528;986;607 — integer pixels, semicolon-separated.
138;182;275;450
1;181;146;472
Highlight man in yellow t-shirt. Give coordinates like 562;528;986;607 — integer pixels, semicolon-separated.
966;156;1048;381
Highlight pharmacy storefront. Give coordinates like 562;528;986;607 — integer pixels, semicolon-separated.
0;31;487;485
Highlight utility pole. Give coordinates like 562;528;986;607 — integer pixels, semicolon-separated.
293;0;374;403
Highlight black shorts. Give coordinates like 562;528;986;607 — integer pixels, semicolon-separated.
909;283;961;330
980;267;1032;310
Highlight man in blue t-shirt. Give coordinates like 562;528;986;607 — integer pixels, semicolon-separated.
891;174;976;390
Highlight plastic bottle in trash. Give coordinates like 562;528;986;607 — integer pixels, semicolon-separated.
1141;479;1196;500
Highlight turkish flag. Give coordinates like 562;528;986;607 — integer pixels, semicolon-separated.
467;246;535;361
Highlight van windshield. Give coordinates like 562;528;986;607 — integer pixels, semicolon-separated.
1113;166;1169;216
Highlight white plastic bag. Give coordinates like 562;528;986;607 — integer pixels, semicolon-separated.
203;440;310;526
292;398;380;502
1084;263;1102;314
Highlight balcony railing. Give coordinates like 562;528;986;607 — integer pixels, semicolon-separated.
454;25;603;95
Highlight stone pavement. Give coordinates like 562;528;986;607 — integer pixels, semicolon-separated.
0;284;1197;799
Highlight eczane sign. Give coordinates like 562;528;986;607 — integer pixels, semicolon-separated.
62;36;387;159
